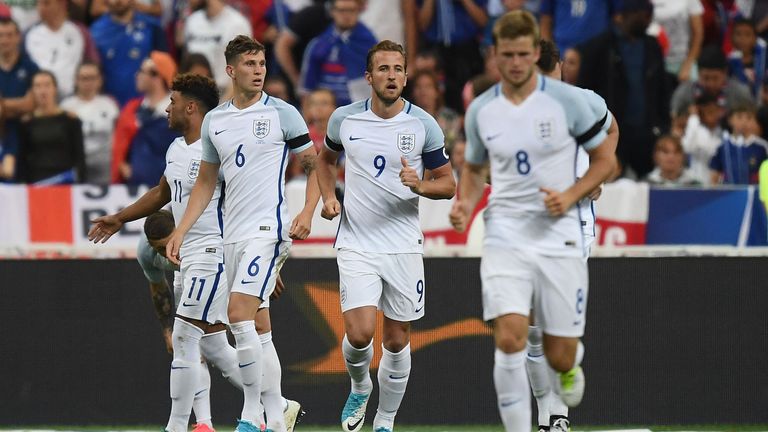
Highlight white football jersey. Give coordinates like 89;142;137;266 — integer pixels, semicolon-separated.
575;89;613;241
184;7;252;91
326;99;449;254
165;137;224;257
201;92;312;245
464;75;608;258
25;21;84;96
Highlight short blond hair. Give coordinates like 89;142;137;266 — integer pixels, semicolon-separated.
492;10;540;47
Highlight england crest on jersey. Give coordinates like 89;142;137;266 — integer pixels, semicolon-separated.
254;119;270;139
397;133;416;154
535;118;554;143
188;159;201;180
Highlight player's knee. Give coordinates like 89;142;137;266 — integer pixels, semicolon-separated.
228;300;257;323
495;333;527;354
544;344;576;372
346;331;373;349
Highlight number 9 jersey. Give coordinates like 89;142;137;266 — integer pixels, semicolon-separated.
325;98;450;254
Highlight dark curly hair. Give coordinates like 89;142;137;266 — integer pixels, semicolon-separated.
171;73;220;114
144;210;175;241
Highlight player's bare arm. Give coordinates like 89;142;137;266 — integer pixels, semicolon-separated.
542;136;618;217
399;156;455;199
317;145;341;220
585;113;620;201
149;279;175;353
450;162;488;233
88;176;172;243
166;161;220;264
289;147;321;240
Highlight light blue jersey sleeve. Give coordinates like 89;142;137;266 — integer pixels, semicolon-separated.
409;103;445;152
136;236;167;284
582;88;613;132
200;111;220;164
463;88;494;165
271;97;313;154
544;79;607;151
324;100;368;152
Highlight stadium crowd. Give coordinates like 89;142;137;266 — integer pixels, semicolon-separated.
0;0;766;188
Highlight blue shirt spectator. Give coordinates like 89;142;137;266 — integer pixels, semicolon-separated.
0;17;38;182
710;131;768;184
540;0;620;54
728;17;767;100
90;2;166;107
418;0;488;46
298;21;377;106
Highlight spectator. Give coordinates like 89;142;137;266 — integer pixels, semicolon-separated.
274;0;332;88
701;0;738;48
645;134;700;185
17;70;85;184
540;0;621;55
461;47;499;109
7;0;38;31
577;0;670;178
561;47;580;84
410;69;461;148
183;0;251;92
757;76;768;139
298;0;376;106
671;45;752;122
710;102;768;184
25;0;99;97
264;75;293;104
737;0;768;39
727;17;766;100
89;0;163;21
360;0;418;65
682;91;726;185
412;48;442;75
0;17;37;182
60;62;120;185
414;0;488;112
179;52;213;78
110;51;178;186
90;0;167;106
305;87;336;151
651;0;704;83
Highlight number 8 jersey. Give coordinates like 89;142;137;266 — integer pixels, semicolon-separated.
325;98;450;254
464;75;609;258
201;92;312;245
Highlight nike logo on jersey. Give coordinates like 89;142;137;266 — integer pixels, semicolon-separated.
349;136;364;141
167;160;174;164
388;374;408;380
415;306;424;313
170;365;189;370
214;129;227;135
486;132;502;141
239;361;256;368
241;279;257;285
346;417;364;430
182;301;196;307
500;399;521;407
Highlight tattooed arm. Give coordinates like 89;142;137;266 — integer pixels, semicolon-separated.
149;279;175;353
289;147;321;240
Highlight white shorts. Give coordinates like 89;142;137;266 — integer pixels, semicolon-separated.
224;237;290;303
481;247;588;337
176;252;229;324
337;249;425;322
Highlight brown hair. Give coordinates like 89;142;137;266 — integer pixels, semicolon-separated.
537;39;560;74
171;73;220;114
409;69;444;108
366;40;407;73
492;10;540;47
144;210;175;240
224;35;266;65
654;134;683;154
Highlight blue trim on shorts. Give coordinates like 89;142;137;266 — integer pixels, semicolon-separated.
202;262;224;322
259;145;289;299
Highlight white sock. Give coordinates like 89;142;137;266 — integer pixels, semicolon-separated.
230;320;264;423
201;330;243;390
494;349;531;432
526;327;551;427
193;360;213;427
342;335;373;395
575;341;584;367
260;331;286;432
547;366;568;418
166;318;204;432
373;344;411;430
